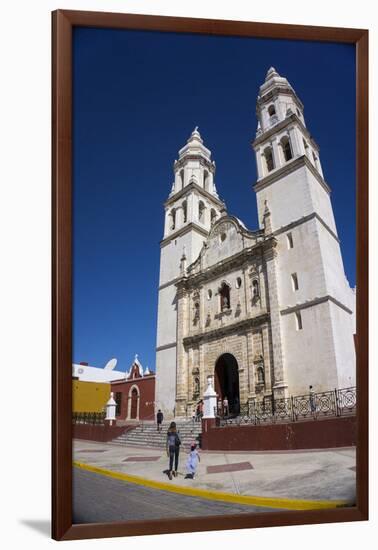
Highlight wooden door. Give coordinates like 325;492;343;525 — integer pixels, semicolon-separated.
130;388;138;419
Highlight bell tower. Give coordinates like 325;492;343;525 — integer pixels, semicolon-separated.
252;67;356;396
155;128;225;417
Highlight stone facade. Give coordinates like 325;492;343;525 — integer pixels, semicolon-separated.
155;68;356;418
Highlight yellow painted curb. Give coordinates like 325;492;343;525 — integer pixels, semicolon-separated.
73;461;348;511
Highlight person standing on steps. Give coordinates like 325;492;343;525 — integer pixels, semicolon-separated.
166;421;181;480
195;402;201;422
156;409;163;432
198;399;204;420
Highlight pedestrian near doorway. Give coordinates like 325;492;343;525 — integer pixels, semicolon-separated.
234;395;239;413
195;402;201;422
156;409;163;432
309;386;316;414
217;398;222;416
166;421;181;480
223;396;229;416
198;399;204;420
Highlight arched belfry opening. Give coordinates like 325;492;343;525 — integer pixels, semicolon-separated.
214;353;240;415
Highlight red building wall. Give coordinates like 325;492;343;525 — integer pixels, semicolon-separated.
111;374;155;421
73;423;131;442
201;416;356;451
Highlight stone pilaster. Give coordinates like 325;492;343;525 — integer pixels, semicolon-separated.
255;147;263;179
272;137;281;170
246;331;255;396
264;247;288;398
288;126;301;157
175;282;189;415
176;204;183;229
261;324;273;394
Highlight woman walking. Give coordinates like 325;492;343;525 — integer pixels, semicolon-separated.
166;421;181;480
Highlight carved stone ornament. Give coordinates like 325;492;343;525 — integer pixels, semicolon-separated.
212;221;233;237
192;290;200;301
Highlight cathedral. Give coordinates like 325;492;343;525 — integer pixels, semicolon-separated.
155;67;356;418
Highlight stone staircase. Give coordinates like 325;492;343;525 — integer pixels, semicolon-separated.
112;420;202;449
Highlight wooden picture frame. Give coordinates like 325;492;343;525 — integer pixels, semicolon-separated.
52;9;368;541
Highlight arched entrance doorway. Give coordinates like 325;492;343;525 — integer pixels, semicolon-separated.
214;353;240;415
129;387;139;419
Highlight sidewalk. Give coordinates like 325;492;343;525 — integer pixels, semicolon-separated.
73;439;356;510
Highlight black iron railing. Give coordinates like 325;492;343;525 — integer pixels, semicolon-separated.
217;386;356;426
72;411;106;425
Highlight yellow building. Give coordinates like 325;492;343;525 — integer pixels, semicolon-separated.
72;379;110;413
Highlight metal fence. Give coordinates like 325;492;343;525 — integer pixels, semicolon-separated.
218;387;356;426
72;411;106;425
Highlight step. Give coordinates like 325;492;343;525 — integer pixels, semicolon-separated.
114;434;201;447
112;419;202;448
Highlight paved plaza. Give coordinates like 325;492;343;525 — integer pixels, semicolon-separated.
73;439;356;522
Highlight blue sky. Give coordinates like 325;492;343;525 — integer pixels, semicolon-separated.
73;27;356;373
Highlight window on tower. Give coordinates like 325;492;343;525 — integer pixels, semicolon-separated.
198;201;205;222
281;136;293;162
263;146;275;173
295;311;303;330
210;209;217;225
303;138;310;157
219;282;231;311
268;104;276;117
252;279;260;299
180;169;185;190
291;273;299;291
193;302;200;323
171;209;176;230
203;170;209;191
287;232;294;249
182;200;187;223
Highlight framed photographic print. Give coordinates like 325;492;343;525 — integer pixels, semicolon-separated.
52;10;368;541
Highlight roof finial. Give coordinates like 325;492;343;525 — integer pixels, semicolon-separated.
188;126;203;143
265;66;279;81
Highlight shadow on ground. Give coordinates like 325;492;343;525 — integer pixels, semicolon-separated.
19;519;51;537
